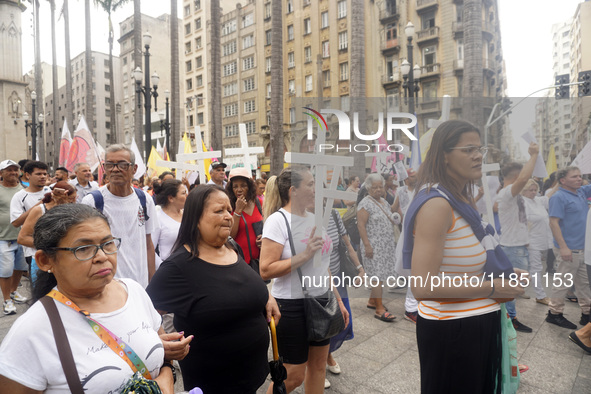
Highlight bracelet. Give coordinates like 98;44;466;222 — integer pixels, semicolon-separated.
355;264;363;271
233;212;242;217
487;282;495;298
162;361;176;383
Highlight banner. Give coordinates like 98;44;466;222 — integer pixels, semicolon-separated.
130;138;146;179
59;119;72;168
546;145;558;179
147;146;172;177
65;116;100;173
571;140;591;175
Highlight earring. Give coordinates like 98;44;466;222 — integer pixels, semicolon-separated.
48;269;52;273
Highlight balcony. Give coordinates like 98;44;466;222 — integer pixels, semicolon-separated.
382;73;401;87
483;59;494;75
416;26;439;44
452;21;463;37
420;63;440;78
379;7;400;24
416;0;438;12
417;99;441;114
482;20;495;38
381;38;401;55
453;59;464;72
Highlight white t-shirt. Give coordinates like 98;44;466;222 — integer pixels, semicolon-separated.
397;185;414;216
263;208;332;299
497;185;529;246
82;186;156;287
10;187;51;257
524;196;553;251
151;207;181;269
0;278;164;393
585;209;591;266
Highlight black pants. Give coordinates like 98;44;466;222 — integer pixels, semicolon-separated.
416;311;501;394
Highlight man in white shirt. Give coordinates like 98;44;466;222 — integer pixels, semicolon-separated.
70;162;99;203
497;142;538;333
81;144;156;288
207;162;227;187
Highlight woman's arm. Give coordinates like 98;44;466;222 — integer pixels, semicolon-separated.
356;207;372;258
154;364;174;394
17;206;43;248
265;294;281;324
158;327;192;361
259;232;323;280
0;376;41;394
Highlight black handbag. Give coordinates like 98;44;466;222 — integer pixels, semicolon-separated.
279;211;345;342
331;209;360;280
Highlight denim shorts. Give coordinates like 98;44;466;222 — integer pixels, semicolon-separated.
500;245;529;271
0;240;27;277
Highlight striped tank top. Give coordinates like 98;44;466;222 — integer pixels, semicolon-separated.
418;208;500;320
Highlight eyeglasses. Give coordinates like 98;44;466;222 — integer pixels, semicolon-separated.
448;146;488;156
104;162;133;171
50;238;121;261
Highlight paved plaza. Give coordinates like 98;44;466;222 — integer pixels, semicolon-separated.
2;278;590;393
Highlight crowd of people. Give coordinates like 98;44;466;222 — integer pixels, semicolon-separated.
1;120;591;392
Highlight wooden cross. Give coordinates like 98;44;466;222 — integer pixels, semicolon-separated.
155;158;202;181
224;124;265;171
170;126;222;184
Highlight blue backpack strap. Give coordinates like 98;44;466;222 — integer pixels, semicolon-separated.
90;190;104;213
133;188;149;222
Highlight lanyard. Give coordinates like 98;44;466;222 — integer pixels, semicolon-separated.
47;289;152;380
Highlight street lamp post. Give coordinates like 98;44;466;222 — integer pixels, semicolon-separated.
23;91;44;160
401;22;421;117
134;31;159;163
158;90;171;156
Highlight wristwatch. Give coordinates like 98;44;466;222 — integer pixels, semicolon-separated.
162;361;176;383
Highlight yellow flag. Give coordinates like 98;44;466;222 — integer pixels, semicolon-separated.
546;145;557;180
202;140;213;181
182;133;193;154
147;146;171;177
420;127;436;162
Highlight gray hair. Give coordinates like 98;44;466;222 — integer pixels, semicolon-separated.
73;162;90;172
105;144;135;164
556;166;580;184
363;173;385;189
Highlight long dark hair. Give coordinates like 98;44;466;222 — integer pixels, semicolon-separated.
32;204;110;301
415;120;481;203
154;179;183;207
172;184;228;258
226;176;257;210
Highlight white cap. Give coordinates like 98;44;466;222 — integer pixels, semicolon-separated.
0;160;20;171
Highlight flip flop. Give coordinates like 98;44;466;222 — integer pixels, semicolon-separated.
567;296;578;303
367;305;388;311
518;364;529;373
374;312;396;322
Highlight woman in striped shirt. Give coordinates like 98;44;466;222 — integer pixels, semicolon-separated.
408;120;524;394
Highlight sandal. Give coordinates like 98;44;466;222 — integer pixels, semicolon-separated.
518;364;529;373
367;305;388;311
567;295;578;303
374;312;396;322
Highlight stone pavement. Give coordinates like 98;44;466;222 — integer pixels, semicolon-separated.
2;277;590;393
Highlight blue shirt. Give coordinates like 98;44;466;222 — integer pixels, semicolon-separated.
549;185;591;250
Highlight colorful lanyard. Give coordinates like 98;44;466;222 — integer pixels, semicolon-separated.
47;289;152;380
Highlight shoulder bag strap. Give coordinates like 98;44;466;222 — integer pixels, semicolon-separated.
278;210;307;294
369;196;396;225
331;209;346;237
241;214;255;261
40;296;84;394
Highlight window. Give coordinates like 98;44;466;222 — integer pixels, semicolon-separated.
105;84;110;92
185;41;192;53
338;31;348;50
196;75;203;87
457;39;463;60
196;94;204;106
305;46;312;63
243;56;255;70
322;41;330;58
188;115;194;127
197;112;204;125
421;10;436;30
223;41;237;56
266;83;272;98
243;77;255;92
184;5;191;16
242;13;254;28
340;62;349;81
305;75;313;92
123;56;127;65
222;20;237;36
321;11;329;28
288;79;295;94
196;56;202;68
264;3;271;19
195;18;201;30
423;81;438;99
286;0;293;13
195;0;201;10
323;70;331;87
266;30;272;45
225;124;239;137
244;99;256;113
224;103;238;117
186;78;193;90
223;61;237;76
186;60;192;72
224;82;238;96
245;120;256;135
266;57;272;73
243;34;254;49
105;109;111;117
123;73;128;82
287;25;294;41
289;107;296;124
104;71;111;79
288;52;295;68
423;45;437;65
303;0;311;5
304;18;311;35
195;36;202;49
105;97;111;105
338;1;347;18
185;23;191;35
104;59;109;67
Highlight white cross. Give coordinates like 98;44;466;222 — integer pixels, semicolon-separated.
174;126;222;184
480;163;500;225
224;124;264;171
155;159;202;181
285;118;357;267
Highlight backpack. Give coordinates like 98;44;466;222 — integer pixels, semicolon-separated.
90;188;150;222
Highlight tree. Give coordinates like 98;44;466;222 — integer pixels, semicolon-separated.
85;0;94;140
133;0;142;147
49;0;60;168
210;0;222;154
269;0;283;176
349;0;366;179
170;0;179;160
462;0;484;129
93;0;131;146
63;0;74;132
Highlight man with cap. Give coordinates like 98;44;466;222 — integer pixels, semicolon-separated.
0;160;28;315
207;162;227;187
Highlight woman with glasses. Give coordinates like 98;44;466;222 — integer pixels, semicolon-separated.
0;204;191;393
403;120;525;393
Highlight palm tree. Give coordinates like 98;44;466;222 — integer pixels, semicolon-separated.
85;0;94;139
93;0;131;146
63;0;74;132
269;0;283;176
210;0;222;154
170;0;179;160
49;0;60;168
349;0;366;179
462;0;484;128
133;0;142;147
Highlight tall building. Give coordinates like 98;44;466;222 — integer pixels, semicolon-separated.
118;13;182;148
571;1;591;153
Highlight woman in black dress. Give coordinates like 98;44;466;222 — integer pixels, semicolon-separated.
147;185;280;393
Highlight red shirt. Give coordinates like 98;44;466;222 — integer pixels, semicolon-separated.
233;205;263;264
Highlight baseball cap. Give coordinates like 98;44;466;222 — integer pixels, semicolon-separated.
228;167;252;181
209;162;227;173
0;160;20;171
